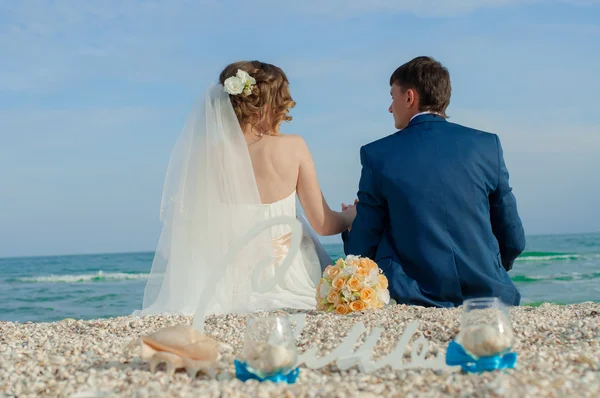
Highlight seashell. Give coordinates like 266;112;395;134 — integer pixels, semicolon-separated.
244;342;295;376
138;324;220;378
265;344;294;370
460;324;513;357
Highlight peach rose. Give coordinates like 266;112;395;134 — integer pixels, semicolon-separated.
378;274;389;289
360;287;375;302
327;290;340;304
347;275;362;292
327;265;342;279
335;303;349;315
332;276;345;290
359;258;375;269
356;267;369;277
349;300;367;312
335;258;345;268
347;258;360;267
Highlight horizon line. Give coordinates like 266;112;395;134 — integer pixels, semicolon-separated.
1;230;598;261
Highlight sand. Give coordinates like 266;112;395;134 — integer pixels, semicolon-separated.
1;303;599;397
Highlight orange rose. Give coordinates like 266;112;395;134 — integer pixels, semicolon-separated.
332;276;345;290
349;300;367;312
327;265;342;280
327;290;340;304
322;265;333;278
357;267;369;277
347;258;360;267
359;258;371;269
335;303;349;315
360;287;375;302
369;259;379;269
347;276;362;292
378;274;389;289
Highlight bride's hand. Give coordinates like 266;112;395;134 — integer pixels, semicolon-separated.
341;198;358;211
341;203;357;230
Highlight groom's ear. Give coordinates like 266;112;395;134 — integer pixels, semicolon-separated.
405;88;418;108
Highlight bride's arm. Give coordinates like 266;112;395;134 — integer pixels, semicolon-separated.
295;136;354;236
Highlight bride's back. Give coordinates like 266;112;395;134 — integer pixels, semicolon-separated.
247;134;300;204
219;60;300;205
219;60;348;237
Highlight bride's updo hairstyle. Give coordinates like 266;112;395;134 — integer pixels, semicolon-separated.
219;61;295;135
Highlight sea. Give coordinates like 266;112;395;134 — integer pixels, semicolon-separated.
1;233;599;323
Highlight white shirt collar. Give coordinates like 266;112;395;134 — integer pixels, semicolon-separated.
410;111;436;122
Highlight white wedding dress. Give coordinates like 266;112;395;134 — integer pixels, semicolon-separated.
134;84;331;317
247;190;329;310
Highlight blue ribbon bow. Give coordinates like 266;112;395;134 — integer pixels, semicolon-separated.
234;360;300;384
445;340;517;373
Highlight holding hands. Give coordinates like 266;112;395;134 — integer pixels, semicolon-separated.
341;199;358;231
341;198;358;212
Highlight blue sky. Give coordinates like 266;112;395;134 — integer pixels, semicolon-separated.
1;0;599;257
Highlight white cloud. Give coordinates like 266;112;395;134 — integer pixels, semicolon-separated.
450;108;600;153
0;107;173;152
0;1;223;91
3;0;599;92
283;0;532;17
533;22;600;35
266;0;600;17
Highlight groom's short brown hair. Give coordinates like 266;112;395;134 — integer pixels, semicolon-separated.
390;56;451;118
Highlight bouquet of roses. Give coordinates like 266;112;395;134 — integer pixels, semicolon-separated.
316;255;391;315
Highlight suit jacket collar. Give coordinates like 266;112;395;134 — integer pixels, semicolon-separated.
406;113;447;128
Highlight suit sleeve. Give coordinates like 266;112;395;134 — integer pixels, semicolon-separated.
489;134;526;271
342;146;388;259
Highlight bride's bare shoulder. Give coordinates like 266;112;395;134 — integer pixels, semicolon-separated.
276;134;311;157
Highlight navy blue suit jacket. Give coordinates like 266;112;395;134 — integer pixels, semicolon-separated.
342;114;525;307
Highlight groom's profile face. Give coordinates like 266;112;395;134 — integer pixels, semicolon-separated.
389;83;413;130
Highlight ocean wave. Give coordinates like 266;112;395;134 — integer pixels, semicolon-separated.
512;272;600;283
9;271;150;283
516;251;587;262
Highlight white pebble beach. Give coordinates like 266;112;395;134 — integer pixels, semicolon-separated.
1;303;599;397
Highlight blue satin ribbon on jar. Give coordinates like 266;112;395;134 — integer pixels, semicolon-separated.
234;359;300;383
445;341;518;373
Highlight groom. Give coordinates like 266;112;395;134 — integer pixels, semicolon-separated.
342;56;526;307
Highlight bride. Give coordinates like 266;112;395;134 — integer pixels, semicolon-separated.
135;61;356;316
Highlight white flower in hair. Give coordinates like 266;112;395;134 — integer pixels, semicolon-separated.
223;69;256;96
224;76;244;95
236;69;256;86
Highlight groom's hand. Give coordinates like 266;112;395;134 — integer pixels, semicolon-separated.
342;198;358;211
341;200;358;232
